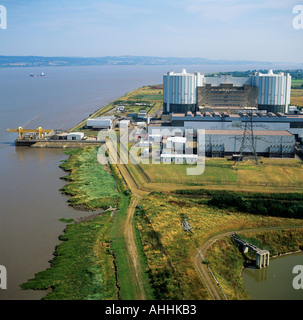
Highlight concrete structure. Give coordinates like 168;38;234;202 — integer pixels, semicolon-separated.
136;122;146;128
197;129;295;158
289;106;302;115
165;136;187;154
163;69;202;114
233;236;270;269
160;153;198;164
87;117;113;129
67;132;84;141
251;70;291;114
138;109;147;119
198;74;258;110
119;119;130;128
163;69;291;115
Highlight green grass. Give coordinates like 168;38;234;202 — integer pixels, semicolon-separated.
21;150;141;300
21;212;118;300
135;192;303;299
292;79;303;88
132;94;163;101
134;207;156;300
109;193;137;300
60;147;119;210
140;158;303;191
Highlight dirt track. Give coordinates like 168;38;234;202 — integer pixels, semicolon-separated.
194;225;303;300
124;195;146;300
107;141;147;299
107;141;303;300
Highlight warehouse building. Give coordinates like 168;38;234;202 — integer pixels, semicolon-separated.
86;117;113;130
147;124;296;160
67;132;84;141
167;111;303;141
197;129;295;158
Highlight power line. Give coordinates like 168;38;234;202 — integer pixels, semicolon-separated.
235;110;260;168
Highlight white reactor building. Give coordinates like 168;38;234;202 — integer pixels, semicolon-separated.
251;69;291;114
163;69;203;114
163;69;291;114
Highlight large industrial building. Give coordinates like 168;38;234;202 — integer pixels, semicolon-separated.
197;129;295;158
163;69;292;114
168;111;303;141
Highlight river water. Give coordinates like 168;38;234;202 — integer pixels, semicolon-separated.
0;63;298;300
242;252;303;300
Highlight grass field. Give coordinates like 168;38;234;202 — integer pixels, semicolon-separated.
138;157;303;192
292;79;303;89
136;192;303;299
291;88;303;106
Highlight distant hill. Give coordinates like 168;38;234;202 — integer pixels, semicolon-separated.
0;55;275;68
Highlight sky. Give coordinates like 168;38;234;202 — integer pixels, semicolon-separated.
0;0;303;63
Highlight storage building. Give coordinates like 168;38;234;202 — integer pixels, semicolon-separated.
197;129;295;158
67;132;84;141
87;117;112;129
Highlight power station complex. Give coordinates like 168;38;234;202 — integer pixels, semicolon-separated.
163;69;291;114
147;69;303;161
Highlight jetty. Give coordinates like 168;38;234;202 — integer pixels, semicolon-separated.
233;235;270;268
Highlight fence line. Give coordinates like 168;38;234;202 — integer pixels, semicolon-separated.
151;178;303;188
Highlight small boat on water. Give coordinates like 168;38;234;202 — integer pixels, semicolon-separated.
30;72;45;77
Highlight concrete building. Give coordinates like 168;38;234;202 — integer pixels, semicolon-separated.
163;69;202;114
119;119;130;128
198;74;258;110
163;69;292;115
251;70;291;114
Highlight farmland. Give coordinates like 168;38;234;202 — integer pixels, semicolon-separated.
291;88;303;107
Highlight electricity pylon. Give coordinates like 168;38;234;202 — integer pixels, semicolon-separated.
235;110;260;169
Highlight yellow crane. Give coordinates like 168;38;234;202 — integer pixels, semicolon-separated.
7;126;53;140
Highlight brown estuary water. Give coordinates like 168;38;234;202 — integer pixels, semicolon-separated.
242;252;303;300
1;64;300;300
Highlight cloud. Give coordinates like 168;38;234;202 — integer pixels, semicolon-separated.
182;0;299;22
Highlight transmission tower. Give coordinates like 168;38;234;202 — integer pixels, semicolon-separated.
235;110;260;168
